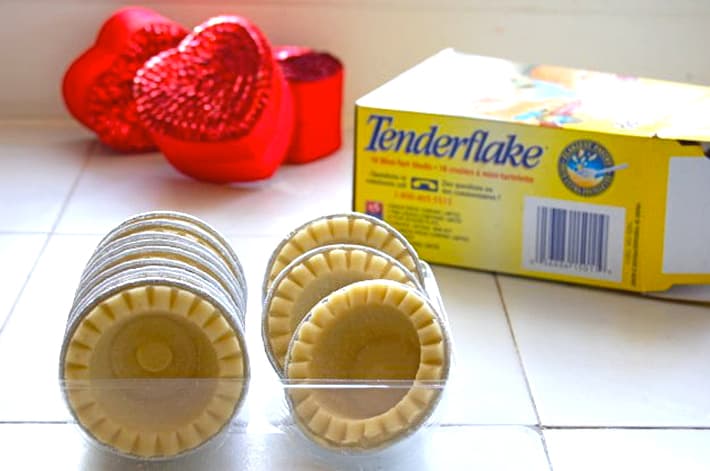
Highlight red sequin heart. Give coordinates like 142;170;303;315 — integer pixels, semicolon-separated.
134;16;293;182
62;7;187;152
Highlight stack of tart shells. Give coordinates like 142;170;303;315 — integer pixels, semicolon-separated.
60;211;249;459
261;212;451;452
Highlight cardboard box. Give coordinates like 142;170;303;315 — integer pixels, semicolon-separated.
353;49;710;299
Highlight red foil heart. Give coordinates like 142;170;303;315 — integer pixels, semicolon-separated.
62;7;187;152
134;16;293;182
275;48;343;164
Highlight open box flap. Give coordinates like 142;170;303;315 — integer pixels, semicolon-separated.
358;49;710;141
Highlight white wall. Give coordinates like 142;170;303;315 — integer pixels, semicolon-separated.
2;0;709;126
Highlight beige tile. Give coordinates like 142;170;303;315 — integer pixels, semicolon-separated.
545;429;710;471
0;123;90;231
56;141;352;237
500;275;710;426
0;424;549;470
0;234;46;329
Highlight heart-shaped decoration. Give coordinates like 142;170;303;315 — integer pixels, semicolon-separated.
275;48;344;164
134;16;294;182
62;7;187;152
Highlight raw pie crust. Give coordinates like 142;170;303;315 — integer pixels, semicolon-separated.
94;211;246;288
264;214;423;297
264;245;420;371
78;235;245;314
286;280;448;450
63;285;245;458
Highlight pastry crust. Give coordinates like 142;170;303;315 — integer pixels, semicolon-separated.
263;244;421;372
263;213;424;298
79;233;245;315
93;211;246;294
63;285;246;458
285;280;449;451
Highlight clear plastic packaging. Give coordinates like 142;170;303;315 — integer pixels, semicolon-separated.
1;212;462;468
55;262;453;462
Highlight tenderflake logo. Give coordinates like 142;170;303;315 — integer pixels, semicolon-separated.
364;114;543;169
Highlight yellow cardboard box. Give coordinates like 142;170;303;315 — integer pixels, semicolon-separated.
353;49;710;298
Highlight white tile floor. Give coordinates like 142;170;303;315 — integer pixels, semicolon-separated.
500;276;710;428
0;233;46;329
0;122;708;470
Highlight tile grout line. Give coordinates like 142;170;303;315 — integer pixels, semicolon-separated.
45;139;97;235
0;231;55;235
543;425;710;431
1;421;709;430
0;141;95;337
494;274;555;471
0;421;72;425
0;239;48;336
49;140;98;235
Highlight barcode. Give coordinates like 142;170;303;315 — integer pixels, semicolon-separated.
534;206;609;272
523;197;625;282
